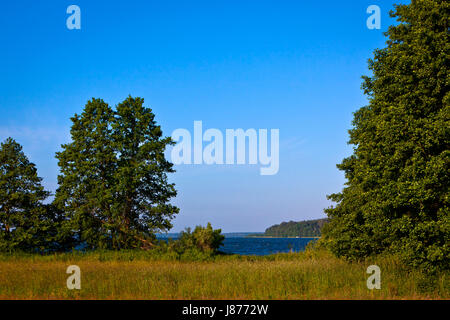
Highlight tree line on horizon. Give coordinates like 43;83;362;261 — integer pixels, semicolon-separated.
264;219;328;237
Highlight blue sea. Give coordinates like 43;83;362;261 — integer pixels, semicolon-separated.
157;233;317;256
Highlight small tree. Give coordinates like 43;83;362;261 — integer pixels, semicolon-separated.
0;138;53;252
177;223;225;253
192;223;225;252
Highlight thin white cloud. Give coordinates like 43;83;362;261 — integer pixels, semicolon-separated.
0;126;71;150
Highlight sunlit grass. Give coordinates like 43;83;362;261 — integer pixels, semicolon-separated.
0;249;447;299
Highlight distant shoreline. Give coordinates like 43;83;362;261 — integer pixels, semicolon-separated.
156;233;321;239
245;235;321;239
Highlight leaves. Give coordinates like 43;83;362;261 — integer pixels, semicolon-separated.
323;0;449;272
55;96;179;250
0;138;56;252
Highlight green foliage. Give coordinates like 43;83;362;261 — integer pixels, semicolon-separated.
323;0;449;272
264;219;328;237
169;223;225;255
54;96;179;250
0;138;59;252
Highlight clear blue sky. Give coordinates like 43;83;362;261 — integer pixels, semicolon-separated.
0;1;404;232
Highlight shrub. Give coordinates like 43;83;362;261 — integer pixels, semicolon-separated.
173;223;225;254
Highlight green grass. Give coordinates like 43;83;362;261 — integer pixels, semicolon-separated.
0;249;448;299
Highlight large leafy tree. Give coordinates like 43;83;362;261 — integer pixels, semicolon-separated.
55;97;178;249
0;138;54;252
323;0;449;271
111;96;178;248
55;98;116;249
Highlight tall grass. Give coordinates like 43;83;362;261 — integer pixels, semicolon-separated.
0;249;447;299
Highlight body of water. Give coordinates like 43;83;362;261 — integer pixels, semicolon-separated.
157;233;317;256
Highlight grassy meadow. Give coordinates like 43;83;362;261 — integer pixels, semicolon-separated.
0;249;448;300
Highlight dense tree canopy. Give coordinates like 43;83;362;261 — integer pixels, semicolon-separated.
323;0;449;271
0;138;56;252
55;96;179;250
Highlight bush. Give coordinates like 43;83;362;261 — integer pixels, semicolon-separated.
171;223;225;254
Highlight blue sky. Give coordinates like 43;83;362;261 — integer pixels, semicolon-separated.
0;1;404;232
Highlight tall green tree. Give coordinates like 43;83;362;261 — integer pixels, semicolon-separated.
55;97;178;249
323;0;449;271
111;96;178;248
0;138;53;252
55;98;116;249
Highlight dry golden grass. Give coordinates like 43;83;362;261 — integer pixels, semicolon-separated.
0;250;447;300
